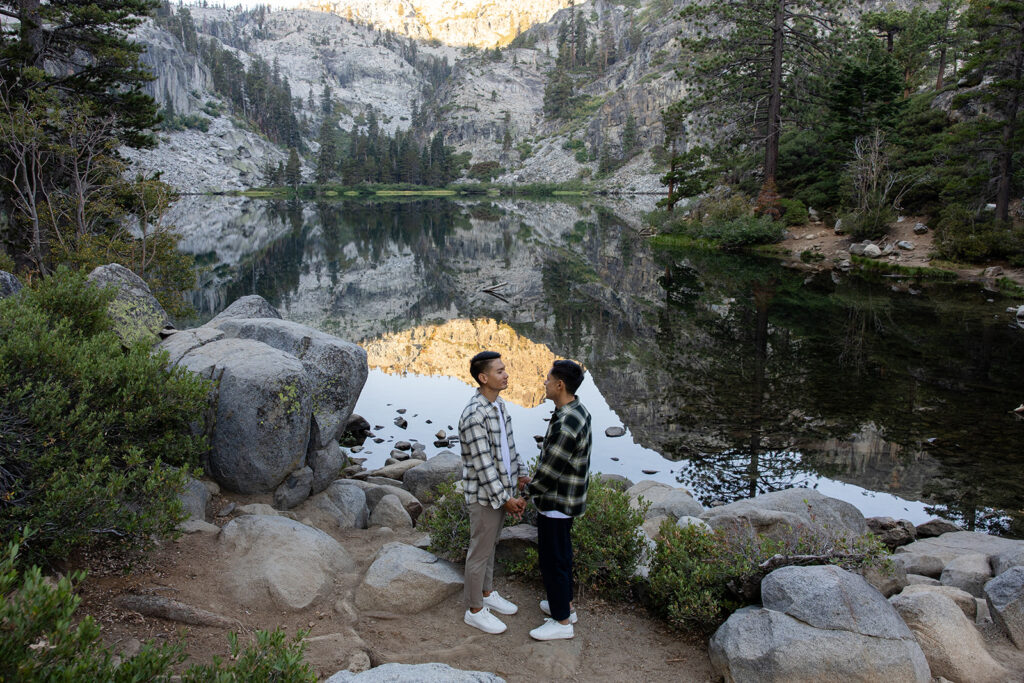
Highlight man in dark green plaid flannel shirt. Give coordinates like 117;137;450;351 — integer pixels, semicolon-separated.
523;359;591;641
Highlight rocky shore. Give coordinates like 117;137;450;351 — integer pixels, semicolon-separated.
7;266;1024;681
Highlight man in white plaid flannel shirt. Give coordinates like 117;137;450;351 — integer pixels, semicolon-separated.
458;351;528;635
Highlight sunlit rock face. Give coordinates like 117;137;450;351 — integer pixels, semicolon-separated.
302;0;572;47
363;318;561;407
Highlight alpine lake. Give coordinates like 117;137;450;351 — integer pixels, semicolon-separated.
171;194;1024;537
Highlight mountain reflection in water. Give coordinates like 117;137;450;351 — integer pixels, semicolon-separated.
176;196;1024;536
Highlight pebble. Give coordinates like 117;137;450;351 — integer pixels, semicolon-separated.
605;426;626;437
642;469;658;475
216;502;236;517
373;437;384;443
426;419;432;424
395;441;412;451
396;408;407;414
374;425;384;430
350;446;363;453
610;457;619;461
435;430;447;440
394;418;408;429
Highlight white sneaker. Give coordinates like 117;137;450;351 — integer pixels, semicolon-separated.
464;607;507;634
530;617;574;641
483;591;518;615
539;599;578;624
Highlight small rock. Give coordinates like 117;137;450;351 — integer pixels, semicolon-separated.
610;456;619;461
913;222;928;234
273;467;314;510
940;552;992;597
863;243;882;258
866;516;917;550
373;437;384;443
216;502;236;517
533;435;544;443
350;445;363;453
915;518;962;538
394;417;408;429
896;240;915;251
368;494;413;528
849;242;866;256
435;430;446;440
396;408;407;414
605;426;626;437
906;574;941;586
433;440;450;447
641;469;658;475
983;266;1003;278
390;449;410;461
395;441;412;451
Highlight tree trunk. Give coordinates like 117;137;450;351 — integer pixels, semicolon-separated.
764;0;785;186
995;47;1022;223
936;46;947;90
18;0;45;69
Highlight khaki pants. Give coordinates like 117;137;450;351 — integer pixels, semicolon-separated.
464;502;504;610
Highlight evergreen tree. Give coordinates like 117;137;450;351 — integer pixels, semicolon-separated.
675;0;843;191
285;148;302;189
957;0;1024;222
316;118;338;185
543;69;574;119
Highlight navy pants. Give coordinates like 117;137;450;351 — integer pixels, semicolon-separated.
537;514;574;621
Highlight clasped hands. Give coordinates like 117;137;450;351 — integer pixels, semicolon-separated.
503;476;532;520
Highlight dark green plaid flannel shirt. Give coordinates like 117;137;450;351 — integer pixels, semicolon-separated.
525;398;592;517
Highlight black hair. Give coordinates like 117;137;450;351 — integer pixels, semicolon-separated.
470;350;502;384
550;359;584;395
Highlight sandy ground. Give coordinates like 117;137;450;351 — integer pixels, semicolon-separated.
74;490;713;682
778;216;1024;287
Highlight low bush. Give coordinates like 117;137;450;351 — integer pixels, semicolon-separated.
934;204;1024;266
1;535;316;682
467;161;504;181
777;198;809;227
0;268;210;567
839;203;895;241
648;521;891;633
502;475;648;600
691;215;784;249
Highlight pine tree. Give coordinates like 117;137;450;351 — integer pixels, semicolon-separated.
285;148;302;189
675;0;843;191
958;0;1024;222
543;70;574;119
621;111;639;156
316;118;338;185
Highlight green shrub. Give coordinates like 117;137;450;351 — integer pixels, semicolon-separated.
0;268;210;567
695;215;784;249
648;521;891;633
934;204;1024;265
0;250;15;273
698;194;752;223
468;161;504;181
575;147;591;163
839;204;895;241
421;478;474;562
570;475;649;598
777;198;809;227
1;534;316;682
503;475;648;600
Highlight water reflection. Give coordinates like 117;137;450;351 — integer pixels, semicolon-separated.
176;195;1024;535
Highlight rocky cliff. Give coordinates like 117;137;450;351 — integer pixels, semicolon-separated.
301;0;573;48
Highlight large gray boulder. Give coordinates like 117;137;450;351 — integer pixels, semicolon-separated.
219;515;355;611
402;451;462;503
157;327;225;365
761;565;915;640
206;295;281;324
368;494;413;528
699;488;867;540
897;584;978;622
355;542;463;614
985;565;1024;648
297;481;369;530
890;590;1009;682
939;552;992;597
206;317;367;449
993;547;1024;576
87;263;170;345
896;531;1024;579
177;338;312;493
709;605;931;682
325;663;504;683
627;480;703;520
0;270;22;299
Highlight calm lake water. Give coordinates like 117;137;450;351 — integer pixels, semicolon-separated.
171;195;1024;536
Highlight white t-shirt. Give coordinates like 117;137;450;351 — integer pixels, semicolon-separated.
495;400;512;479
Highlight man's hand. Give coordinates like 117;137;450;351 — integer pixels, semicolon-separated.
517;475;531;491
502;497;526;520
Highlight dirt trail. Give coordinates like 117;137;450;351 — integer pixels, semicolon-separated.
75;493;713;682
778;216;1024;287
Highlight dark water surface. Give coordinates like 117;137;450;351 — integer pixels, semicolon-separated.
172;195;1024;535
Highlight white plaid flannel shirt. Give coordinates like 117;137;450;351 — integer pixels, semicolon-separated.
458;391;523;509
